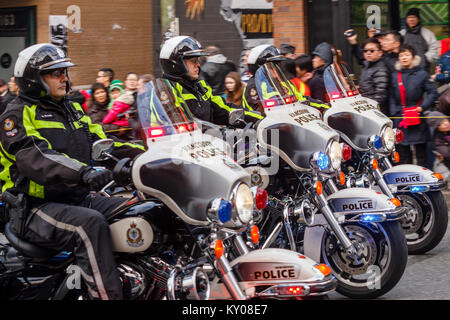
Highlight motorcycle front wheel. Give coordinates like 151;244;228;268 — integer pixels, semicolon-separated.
397;191;448;254
321;220;407;299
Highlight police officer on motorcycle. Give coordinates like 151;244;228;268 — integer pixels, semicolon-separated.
159;36;263;125
0;43;144;300
242;44;330;113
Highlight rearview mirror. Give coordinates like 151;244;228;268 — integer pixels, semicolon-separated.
92;139;114;161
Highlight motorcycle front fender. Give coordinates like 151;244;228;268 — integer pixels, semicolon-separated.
326;187;404;219
209;248;336;299
382;164;446;191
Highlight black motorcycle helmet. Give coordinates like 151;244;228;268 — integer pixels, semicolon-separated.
247;44;285;75
14;43;76;100
159;36;208;78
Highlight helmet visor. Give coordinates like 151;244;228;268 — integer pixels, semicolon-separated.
38;58;76;71
181;49;208;58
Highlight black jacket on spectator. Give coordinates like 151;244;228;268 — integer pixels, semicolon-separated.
309;42;333;103
308;67;329;103
0;91;17;115
389;56;438;145
359;58;390;115
383;51;399;74
200;54;236;96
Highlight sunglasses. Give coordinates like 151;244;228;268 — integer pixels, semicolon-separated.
363;49;380;53
42;68;68;78
186;57;200;64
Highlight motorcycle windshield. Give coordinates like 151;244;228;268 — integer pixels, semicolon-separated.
254;62;298;109
323;62;359;100
137;78;197;139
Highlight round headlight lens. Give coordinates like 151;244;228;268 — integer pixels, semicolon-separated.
382;126;395;151
235;183;254;224
328;140;342;170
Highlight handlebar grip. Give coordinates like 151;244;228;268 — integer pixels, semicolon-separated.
2;191;20;208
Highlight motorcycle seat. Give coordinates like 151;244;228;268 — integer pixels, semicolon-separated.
4;223;57;259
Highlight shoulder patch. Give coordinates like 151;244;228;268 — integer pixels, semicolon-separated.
250;88;257;96
2;116;19;138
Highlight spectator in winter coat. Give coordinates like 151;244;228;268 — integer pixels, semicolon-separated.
96;67;114;89
358;38;390;115
224;71;243;106
379;31;403;74
108;80;124;109
309;42;333;103
345;28;387;66
102;73;138;139
279;43;296;59
137;74;155;90
239;48;252;84
432;50;450;86
426;110;450;170
280;57;311;97
294;54;314;86
87;83;110;125
200;46;237;96
389;44;438;167
0;76;19;114
399;7;440;71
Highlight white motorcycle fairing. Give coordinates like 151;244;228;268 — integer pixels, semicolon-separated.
323;96;392;151
208;248;337;299
132;130;250;227
257;101;339;171
303;187;405;262
382;164;446;191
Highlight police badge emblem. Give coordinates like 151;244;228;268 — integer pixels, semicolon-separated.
126;222;144;247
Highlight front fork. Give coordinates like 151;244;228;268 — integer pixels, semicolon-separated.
209;232;249;300
373;157;395;198
319;179;357;256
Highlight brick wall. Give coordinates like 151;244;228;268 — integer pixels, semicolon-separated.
272;0;309;55
0;0;153;87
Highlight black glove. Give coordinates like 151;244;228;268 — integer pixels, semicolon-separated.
81;167;113;191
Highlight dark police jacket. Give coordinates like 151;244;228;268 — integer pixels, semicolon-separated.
0;95;144;205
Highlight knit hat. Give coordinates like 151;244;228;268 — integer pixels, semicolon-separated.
312;42;333;66
406;7;420;19
109;79;124;93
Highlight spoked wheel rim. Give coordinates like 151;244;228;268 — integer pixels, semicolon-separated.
397;193;434;245
322;223;391;288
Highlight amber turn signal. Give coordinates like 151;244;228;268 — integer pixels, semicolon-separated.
389;198;401;207
250;225;260;244
214;239;224;259
339;172;346;186
315;264;332;276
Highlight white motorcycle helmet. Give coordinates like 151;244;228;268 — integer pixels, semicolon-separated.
159;36;208;78
247;44;285;75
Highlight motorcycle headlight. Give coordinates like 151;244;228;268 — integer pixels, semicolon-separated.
327;140;342;171
231;183;254;224
381;126;395;151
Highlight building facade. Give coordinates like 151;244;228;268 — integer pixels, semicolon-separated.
0;0;153;87
0;0;448;87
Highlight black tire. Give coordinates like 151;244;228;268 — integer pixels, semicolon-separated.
322;221;407;299
398;191;448;254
